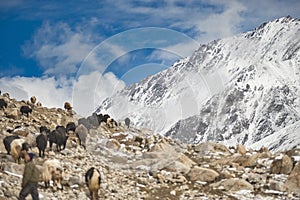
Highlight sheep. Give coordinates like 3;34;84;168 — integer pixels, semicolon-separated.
3;135;20;154
96;114;105;124
125;117;130;128
106;118;117;128
36;101;42;107
20;105;32;117
48;126;68;152
0;98;7;110
55;126;68;150
85;167;101;200
87;113;100;128
3;93;9;98
103;114;110;124
41;159;63;189
66;122;76;134
36;133;48;157
78;117;93;130
75;124;88;149
30;96;37;104
64;102;72;111
47;130;56;151
40;126;50;135
10;138;30;163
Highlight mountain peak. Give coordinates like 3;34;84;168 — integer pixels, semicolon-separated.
97;16;300;152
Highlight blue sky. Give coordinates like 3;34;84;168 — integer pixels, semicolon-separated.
0;0;299;116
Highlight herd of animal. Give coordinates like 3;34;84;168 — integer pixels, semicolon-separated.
0;93;131;199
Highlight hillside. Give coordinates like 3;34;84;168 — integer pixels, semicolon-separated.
1;95;300;199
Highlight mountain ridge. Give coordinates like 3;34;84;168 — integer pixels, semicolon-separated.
96;16;300;152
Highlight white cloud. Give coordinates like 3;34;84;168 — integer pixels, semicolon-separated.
193;0;246;42
0;71;125;117
0;76;71;108
72;71;125;116
22;21;98;77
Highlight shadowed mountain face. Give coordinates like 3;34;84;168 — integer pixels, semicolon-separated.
97;16;300;152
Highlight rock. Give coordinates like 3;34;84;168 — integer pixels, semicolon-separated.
237;144;247;155
271;154;293;174
194;142;231;155
211;178;254;192
5;108;19;120
12;127;30;137
284;160;300;195
163;154;195;174
106;139;121;150
269;180;286;192
244;154;259;167
163;160;191;174
188;166;219;182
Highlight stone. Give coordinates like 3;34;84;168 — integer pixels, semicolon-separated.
5;108;19;120
281;154;293;174
211;178;254;192
106;139;121;150
163;154;195;174
284;161;300;195
271;154;293;174
241;153;260;167
237;144;247;155
188;166;219;182
269;180;286;192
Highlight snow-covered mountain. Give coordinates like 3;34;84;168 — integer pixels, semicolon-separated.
96;16;300;151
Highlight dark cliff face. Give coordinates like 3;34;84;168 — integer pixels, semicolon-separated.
166;82;300;147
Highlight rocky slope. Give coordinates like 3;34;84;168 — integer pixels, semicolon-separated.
97;16;300;152
1;95;300;199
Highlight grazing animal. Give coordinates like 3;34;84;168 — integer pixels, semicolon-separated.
103;114;110;124
66;122;76;134
48;126;68;152
96;114;104;124
0;98;8;110
40;126;50;135
75;124;88;149
20;105;32;117
3;93;9;98
41;159;63;189
85;167;101;200
30;96;37;104
3;135;20;154
125;118;130;128
64;102;72;111
36;133;48;157
47;130;56;151
10;139;30;163
78;117;93;130
106;118;117;128
87;113;100;128
36;101;42;107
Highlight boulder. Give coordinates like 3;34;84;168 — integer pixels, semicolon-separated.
284;161;300;195
211;178;254;192
106;139;121;150
188;166;219;182
5;108;19;120
237;144;247;155
271;154;293;174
